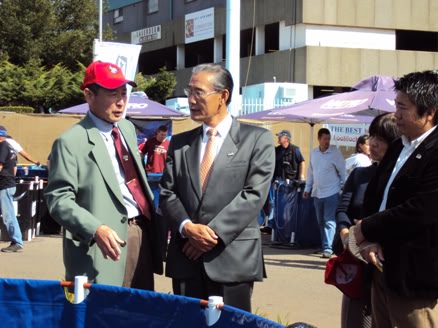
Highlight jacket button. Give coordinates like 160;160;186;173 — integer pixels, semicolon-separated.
121;217;127;223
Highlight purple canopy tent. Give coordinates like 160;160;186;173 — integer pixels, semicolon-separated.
240;75;396;124
239;75;396;148
58;95;187;118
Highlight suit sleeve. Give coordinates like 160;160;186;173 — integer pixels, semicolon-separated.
159;139;191;231
336;170;355;231
44;137;102;243
207;129;275;246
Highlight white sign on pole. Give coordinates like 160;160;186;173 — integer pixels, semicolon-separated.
324;123;370;147
185;7;214;44
93;40;142;117
93;40;141;83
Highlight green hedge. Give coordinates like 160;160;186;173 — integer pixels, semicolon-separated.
0;106;35;113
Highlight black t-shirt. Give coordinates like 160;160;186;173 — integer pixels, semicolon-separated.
0;141;17;190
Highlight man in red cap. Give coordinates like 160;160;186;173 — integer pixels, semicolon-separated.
44;61;164;289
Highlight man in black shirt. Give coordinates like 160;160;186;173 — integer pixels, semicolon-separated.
274;130;305;182
0;129;22;252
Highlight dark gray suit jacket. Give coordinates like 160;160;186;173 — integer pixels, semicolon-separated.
159;118;274;283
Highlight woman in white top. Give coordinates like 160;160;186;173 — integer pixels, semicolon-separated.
345;135;371;176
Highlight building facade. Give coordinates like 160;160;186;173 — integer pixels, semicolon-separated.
105;0;438;108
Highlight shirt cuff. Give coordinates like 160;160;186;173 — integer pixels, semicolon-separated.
179;219;192;237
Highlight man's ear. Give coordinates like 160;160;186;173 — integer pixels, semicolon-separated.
83;88;94;101
427;107;437;123
221;89;230;105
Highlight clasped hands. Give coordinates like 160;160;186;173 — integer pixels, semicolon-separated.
182;222;218;260
352;220;384;271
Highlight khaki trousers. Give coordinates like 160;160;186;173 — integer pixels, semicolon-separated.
371;269;438;328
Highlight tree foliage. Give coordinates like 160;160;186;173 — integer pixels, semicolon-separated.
0;60;84;112
0;0;107;70
0;0;176;112
142;67;177;104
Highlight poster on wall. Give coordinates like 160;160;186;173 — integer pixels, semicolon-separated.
185;7;214;44
324;123;370;147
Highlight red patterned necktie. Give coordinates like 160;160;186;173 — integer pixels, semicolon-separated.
200;128;218;192
112;126;151;219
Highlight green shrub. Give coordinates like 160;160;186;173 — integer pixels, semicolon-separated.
0;106;35;113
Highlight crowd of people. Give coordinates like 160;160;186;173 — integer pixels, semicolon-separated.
2;59;438;327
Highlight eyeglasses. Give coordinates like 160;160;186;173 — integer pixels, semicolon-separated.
184;88;220;99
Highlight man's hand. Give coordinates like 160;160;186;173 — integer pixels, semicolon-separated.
182;242;204;260
353;219;366;245
302;191;309;199
182;222;218;253
94;225;125;261
359;242;384;271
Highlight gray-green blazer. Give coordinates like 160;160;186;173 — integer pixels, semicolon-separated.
44;114;163;286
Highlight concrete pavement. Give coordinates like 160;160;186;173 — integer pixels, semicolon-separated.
0;235;341;327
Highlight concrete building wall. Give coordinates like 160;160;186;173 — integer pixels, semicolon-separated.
302;0;438;32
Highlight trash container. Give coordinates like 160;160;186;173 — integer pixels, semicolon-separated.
271;180;299;244
37;181;61;235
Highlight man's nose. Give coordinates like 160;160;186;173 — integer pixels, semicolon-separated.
116;95;126;105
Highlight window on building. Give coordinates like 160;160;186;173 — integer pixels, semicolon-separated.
396;30;438;52
241;28;255;58
147;0;159;14
113;8;123;24
313;86;350;99
265;23;279;53
185;39;214;68
139;46;177;75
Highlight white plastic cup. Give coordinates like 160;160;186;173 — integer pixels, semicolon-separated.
205;296;223;326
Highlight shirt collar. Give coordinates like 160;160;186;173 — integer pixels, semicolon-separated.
316;145;332;153
88;111;114;134
401;125;437;148
202;114;233;138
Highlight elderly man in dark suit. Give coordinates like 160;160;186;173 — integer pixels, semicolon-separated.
354;70;438;327
159;63;274;312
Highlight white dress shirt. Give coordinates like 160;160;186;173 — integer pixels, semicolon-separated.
305;145;346;198
199;114;233;163
379;126;437;211
88;112;140;218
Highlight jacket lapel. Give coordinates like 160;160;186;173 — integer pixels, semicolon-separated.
391;127;438;183
83;115;126;210
185;126;203;200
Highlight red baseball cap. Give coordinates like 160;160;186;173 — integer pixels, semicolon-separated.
80;61;137;90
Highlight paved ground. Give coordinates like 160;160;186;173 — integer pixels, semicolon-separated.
0;234;341;327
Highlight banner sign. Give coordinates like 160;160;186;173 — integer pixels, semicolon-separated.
185;7;214;44
324;123;370;147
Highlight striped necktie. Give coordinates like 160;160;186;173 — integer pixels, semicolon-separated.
200;128;218;192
